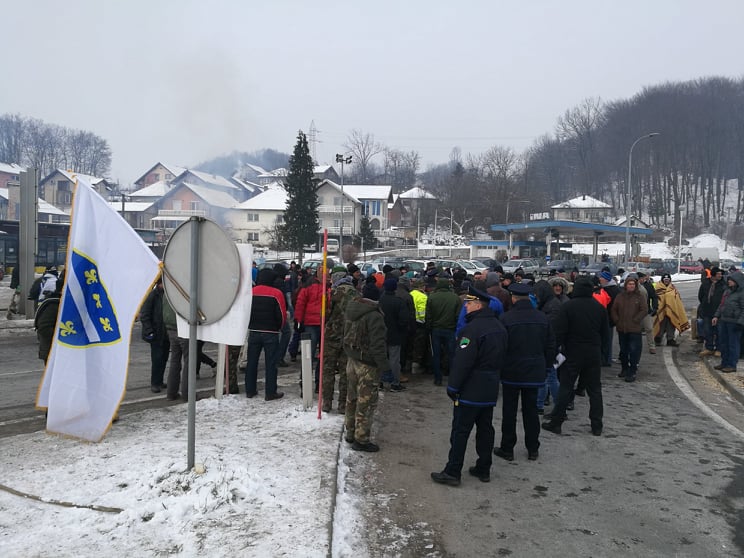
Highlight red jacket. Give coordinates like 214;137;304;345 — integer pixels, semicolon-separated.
295;282;326;326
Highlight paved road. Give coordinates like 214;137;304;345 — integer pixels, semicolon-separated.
342;277;744;557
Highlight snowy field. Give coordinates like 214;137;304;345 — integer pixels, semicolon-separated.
0;396;370;557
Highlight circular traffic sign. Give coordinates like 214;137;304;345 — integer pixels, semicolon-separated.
162;218;240;325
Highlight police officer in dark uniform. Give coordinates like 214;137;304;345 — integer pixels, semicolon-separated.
495;282;555;462
431;286;508;486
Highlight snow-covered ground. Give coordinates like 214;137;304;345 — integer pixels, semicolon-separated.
0;395;370;557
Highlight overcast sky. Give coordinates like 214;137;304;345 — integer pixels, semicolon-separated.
2;0;743;185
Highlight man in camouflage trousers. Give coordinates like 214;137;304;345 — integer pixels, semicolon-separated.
322;268;359;413
343;295;389;452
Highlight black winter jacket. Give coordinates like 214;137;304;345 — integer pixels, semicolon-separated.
140;286;167;342
499;299;555;386
554;279;610;356
698;277;725;318
378;290;408;345
446;307;507;406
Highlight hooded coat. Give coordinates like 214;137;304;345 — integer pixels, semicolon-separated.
611;281;647;334
342;298;389;370
554;277;610;355
714;272;744;326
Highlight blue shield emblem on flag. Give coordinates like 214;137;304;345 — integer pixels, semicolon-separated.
57;250;121;347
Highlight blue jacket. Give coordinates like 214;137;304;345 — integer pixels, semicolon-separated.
446;307;507;406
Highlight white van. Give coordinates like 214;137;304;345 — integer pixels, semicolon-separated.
326;239;339;254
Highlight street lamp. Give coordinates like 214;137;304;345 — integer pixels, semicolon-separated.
625;132;659;264
335;153;352;263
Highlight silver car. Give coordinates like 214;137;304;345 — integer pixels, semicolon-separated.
501;258;540;274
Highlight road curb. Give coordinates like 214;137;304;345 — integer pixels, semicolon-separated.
700;355;744;407
0;319;34;337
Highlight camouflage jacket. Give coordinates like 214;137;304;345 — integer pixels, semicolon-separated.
325;282;359;345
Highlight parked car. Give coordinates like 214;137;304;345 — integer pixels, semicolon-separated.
538;259;578;276
302;258;337;272
472;257;499;270
623;261;656;276
502;258;541;275
434;259;465;272
679;260;703;274
358;261;385;277
402;260;427;274
464;260;489;272
580;261;618;277
649;259;678;276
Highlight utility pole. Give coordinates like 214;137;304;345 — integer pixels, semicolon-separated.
19;169;39;318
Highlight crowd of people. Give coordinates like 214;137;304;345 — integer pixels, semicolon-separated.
27;252;744;479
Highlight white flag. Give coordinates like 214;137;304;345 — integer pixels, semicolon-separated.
36;177;160;442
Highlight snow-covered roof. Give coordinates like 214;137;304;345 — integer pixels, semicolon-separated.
614;215;650;228
0;162;24;175
0;187;68;215
56;169;108;186
258;168;288;178
133;162;188;185
39;198;68;216
234;185;287;210
229;177;262;193
317;179;360;204
343;184;392;202
314;165;332;173
551;195;611;209
130;180;172;197
399;186;437;200
180;183;240;208
161;163;187;177
180;169;238;190
106;201;154;212
243;163;267;174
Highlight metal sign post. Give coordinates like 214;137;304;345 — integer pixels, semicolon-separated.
162;217;240;470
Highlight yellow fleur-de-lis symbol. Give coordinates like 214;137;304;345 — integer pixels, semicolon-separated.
92;293;102;308
84;269;98;285
59;321;77;337
100;317;113;332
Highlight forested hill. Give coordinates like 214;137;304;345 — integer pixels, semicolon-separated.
194;149;289;178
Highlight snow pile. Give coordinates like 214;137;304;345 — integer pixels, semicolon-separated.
0;396;352;557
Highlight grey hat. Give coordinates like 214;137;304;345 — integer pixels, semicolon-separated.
486;271;501;288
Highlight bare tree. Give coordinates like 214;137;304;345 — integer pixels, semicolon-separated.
0;114;25;164
343;129;382;184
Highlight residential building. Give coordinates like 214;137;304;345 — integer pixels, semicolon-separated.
150;182;240;234
39;170;112;213
551;194;613;223
0;163;23;190
224;182;287;245
133;162;187;189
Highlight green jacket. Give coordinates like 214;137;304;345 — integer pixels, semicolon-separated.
162;295;177;330
425;286;461;330
343;298;389;371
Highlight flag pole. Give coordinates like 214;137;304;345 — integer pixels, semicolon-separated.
317;229;328;419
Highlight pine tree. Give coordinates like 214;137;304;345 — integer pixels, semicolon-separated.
355;215;377;259
281;130;318;262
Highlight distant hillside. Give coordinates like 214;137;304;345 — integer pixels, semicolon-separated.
194;148;290;177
